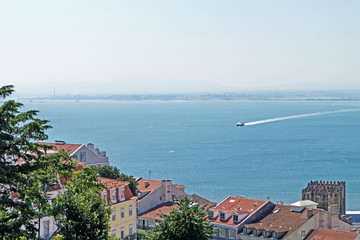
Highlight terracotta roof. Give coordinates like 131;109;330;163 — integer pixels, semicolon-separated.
38;142;82;155
99;177;129;189
139;202;176;221
191;194;216;208
137;178;162;192
306;227;359;240
245;204;319;238
208;196;267;227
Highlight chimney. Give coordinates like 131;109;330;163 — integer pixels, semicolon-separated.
95;148;100;155
55;140;66;145
100;151;106;157
144;181;149;188
87;143;94;150
307;209;313;218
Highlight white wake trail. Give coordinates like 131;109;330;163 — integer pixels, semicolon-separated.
244;108;360;126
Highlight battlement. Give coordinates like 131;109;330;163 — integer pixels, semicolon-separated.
302;180;346;215
302;181;345;193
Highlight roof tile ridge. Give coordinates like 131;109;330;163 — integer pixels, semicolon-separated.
238;200;271;227
214;196;231;209
138;185;162;201
71;144;85;155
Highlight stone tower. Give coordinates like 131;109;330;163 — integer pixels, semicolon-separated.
302;181;346;215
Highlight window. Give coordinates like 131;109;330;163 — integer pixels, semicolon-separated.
103;192;108;202
112;209;116;221
111;190;116;202
120;188;125;200
121;208;125;218
220;213;225;220
43;220;50;237
121;227;125;239
80;152;86;161
301;230;306;237
129;205;133;216
219;228;225;237
229;230;235;239
111;229;116;237
129;224;133;236
209;211;214;218
233;215;239;222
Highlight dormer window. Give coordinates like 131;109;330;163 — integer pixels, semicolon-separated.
220;213;225;220
233;215;239;222
209;211;214;218
120;187;125;201
111;190;116;202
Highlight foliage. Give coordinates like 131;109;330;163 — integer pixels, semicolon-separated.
92;165;121;179
51;166;111;240
0;85;75;239
92;165;137;195
152;197;213;240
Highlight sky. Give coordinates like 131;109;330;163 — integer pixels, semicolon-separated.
1;0;360;96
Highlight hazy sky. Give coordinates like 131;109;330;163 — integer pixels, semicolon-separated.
1;0;360;96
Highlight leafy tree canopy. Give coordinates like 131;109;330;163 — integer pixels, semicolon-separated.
92;165;137;195
0;85;75;239
151;197;213;240
51;166;111;240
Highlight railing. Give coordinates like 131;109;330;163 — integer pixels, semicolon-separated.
137;225;156;230
123;233;137;240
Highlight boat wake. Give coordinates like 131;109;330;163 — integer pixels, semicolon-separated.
244;108;360;126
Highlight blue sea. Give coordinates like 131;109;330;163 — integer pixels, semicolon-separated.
22;100;360;210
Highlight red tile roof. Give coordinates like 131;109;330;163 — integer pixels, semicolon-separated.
139;202;176;221
208;196;267;227
99;177;129;189
137;178;162;192
245;204;319;238
306;227;359;240
38;142;82;155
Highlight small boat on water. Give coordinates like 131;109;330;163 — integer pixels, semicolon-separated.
237;122;245;127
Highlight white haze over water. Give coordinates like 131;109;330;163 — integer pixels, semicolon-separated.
243;109;360;126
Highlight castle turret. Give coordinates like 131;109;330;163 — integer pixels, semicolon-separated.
302;180;345;215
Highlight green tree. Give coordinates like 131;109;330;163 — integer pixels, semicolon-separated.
152;197;213;240
52;166;111;240
92;165;137;196
0;85;75;239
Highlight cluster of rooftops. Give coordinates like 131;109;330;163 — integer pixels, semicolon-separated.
31;141;360;240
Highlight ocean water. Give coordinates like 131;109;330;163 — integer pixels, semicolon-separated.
22;100;360;210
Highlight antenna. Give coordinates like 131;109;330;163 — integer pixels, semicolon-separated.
149;170;152;179
267;196;270;201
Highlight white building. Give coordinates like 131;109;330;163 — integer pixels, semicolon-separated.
39;141;110;166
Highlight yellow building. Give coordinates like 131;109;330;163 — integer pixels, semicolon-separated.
100;177;137;239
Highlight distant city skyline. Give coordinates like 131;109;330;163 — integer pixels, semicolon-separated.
1;0;359;97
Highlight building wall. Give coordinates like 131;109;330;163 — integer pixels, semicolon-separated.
72;145;109;166
302;181;346;215
210;202;275;240
137;181;190;214
110;198;137;239
285;212;319;240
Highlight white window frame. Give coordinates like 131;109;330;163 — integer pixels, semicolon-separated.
112;209;116;221
120;187;125;201
80;152;86;161
233;214;239;222
129;224;133;236
229;229;235;239
121;227;125;239
111;189;116;202
220;228;225;237
220;212;225;220
111;229;116;237
121;207;125;218
129;205;133;216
